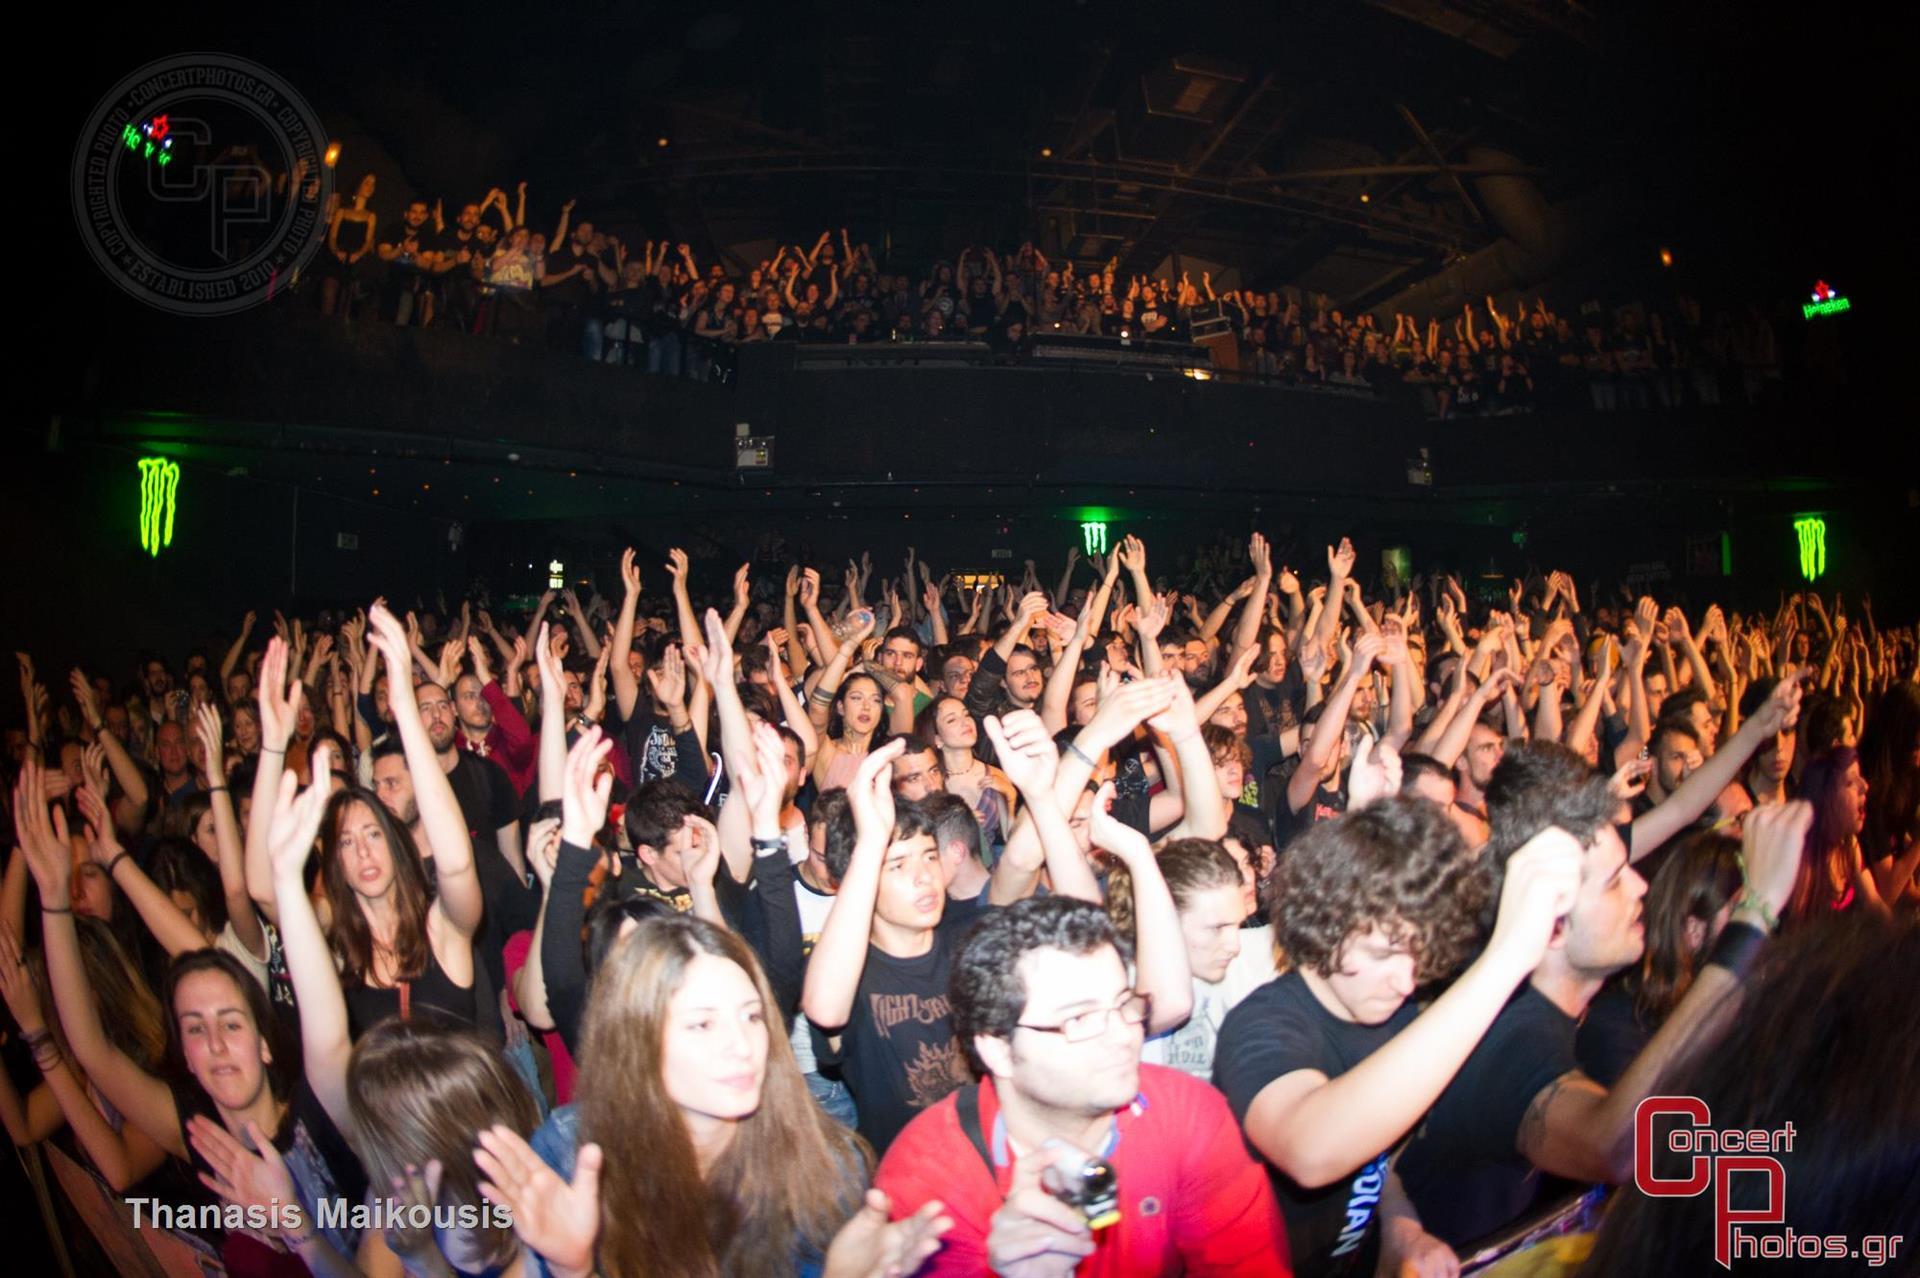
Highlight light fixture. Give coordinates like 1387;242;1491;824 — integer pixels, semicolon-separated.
1658;247;1674;267
1040;146;1053;158
323;142;341;168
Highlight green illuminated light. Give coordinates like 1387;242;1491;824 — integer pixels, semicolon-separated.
1793;516;1826;582
1802;296;1850;319
1080;521;1109;556
548;559;566;589
138;458;180;557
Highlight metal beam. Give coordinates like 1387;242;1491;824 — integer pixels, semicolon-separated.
1395;103;1486;226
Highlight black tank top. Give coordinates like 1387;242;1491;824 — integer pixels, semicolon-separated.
342;937;488;1040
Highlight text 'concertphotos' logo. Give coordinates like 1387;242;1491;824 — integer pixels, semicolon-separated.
71;53;333;316
1634;1097;1905;1269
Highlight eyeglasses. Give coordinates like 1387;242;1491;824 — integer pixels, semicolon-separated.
1017;993;1151;1044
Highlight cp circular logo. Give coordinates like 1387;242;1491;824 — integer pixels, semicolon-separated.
71;53;333;316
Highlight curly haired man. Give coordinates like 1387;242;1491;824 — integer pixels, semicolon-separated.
1212;795;1583;1278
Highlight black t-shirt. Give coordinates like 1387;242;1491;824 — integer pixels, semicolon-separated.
541;244;594;307
812;911;974;1153
446;750;537;986
1213;970;1418;1278
1574;977;1648;1088
379;220;430;275
1395;984;1581;1246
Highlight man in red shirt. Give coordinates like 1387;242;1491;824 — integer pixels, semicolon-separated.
876;896;1290;1276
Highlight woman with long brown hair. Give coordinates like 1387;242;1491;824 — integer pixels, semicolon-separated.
474;910;952;1278
246;609;487;1037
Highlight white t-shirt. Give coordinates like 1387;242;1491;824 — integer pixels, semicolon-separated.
216;922;271;990
1141;924;1279;1080
790;870;837;1076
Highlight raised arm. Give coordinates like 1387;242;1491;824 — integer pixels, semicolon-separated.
264;741;353;1131
1242;831;1581;1189
194;705;265;959
987;711;1100;904
1288;633;1382;815
1089;785;1193;1033
70;669;149;822
245;638;303;922
367;605;483;937
78;786;205;957
15;766;184;1159
1631;675;1802;861
802;739;908;1032
220;611;257;685
609;548;643;721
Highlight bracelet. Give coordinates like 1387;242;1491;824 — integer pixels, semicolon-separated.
205;784;228;793
260;746;286;756
20;1028;51;1049
1730;887;1780;934
106;852;132;877
750;835;785;853
1065;740;1097;768
1705;920;1769;979
41;904;73;915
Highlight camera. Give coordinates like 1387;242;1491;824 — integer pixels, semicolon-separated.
1042;1154;1121;1231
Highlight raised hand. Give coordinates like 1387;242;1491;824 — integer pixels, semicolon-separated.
695;608;734;689
646;644;688;709
1328;537;1357;578
561;727;616;848
983;710;1061;798
1484;827;1584;974
733;563;752;611
476;1125;603;1278
847;738;907;842
188;1117;303;1237
1740;800;1816;920
665;547;690;591
1277;564;1300;595
620;547;642;598
12;763;73;902
256;637;304;750
800;568;822;609
1346;737;1403;811
1087;779;1150;864
266;742;336;884
1248;532;1272;579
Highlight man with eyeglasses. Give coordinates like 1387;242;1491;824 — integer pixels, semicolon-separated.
876;895;1289;1275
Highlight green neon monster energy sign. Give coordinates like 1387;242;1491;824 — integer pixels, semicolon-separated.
1080;522;1108;556
1793;516;1826;582
138;458;180;557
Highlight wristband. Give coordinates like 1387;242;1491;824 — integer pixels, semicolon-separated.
260;746;286;757
750;835;785;854
1705;920;1769;979
206;784;229;793
106;852;133;878
1730;887;1780;934
41;904;73;915
1065;740;1097;768
20;1028;51;1049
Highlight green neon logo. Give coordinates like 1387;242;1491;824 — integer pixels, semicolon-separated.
1793;516;1826;582
1802;296;1850;319
138;458;180;557
1080;521;1108;556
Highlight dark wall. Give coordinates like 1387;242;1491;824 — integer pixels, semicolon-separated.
0;444;466;684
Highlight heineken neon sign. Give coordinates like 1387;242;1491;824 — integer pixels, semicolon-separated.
1803;281;1850;320
138;458;180;557
1793;516;1827;582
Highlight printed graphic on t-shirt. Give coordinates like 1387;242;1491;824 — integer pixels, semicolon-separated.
869;990;968;1108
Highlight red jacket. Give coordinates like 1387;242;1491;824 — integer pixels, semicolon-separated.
458;680;536;797
875;1065;1291;1276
